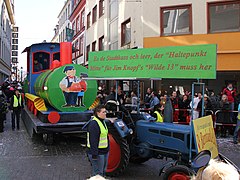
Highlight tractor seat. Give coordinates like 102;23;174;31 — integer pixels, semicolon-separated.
105;100;120;118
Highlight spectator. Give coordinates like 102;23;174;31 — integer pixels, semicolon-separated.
190;93;202;120
170;91;179;122
131;91;138;107
149;91;160;110
208;91;218;112
178;95;190;122
197;94;213;118
222;83;236;121
152;103;164;123
144;87;152;108
217;94;230;137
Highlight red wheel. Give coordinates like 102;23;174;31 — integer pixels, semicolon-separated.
106;134;121;172
161;165;192;180
106;126;130;177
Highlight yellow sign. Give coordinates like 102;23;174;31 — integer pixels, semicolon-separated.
192;115;218;158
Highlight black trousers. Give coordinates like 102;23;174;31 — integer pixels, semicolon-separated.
12;109;21;129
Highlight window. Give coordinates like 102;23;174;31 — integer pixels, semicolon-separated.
208;1;240;33
92;5;97;24
109;20;118;42
87;12;91;29
98;36;104;51
53;52;60;61
92;41;96;51
79;36;84;56
109;41;118;50
81;10;85;29
72;22;76;35
121;19;131;46
109;0;118;20
99;0;104;17
76;39;79;57
32;52;50;73
161;5;192;36
86;45;90;62
76;16;80;32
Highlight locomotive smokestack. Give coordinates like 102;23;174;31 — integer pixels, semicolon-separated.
60;42;72;66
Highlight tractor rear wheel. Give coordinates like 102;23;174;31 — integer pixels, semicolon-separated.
161;165;193;180
106;126;130;177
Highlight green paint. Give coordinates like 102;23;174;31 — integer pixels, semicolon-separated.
34;64;97;112
89;44;217;79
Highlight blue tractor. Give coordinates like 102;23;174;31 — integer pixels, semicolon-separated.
103;96;198;179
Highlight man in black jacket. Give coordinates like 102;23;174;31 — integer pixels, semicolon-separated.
9;89;24;130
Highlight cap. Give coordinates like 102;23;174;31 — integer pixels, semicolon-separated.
204;94;208;98
63;66;74;73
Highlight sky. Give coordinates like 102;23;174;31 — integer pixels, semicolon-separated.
15;0;66;71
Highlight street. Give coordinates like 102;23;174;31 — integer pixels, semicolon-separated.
0;112;239;180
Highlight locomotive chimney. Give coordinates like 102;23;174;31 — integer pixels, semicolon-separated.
60;42;72;66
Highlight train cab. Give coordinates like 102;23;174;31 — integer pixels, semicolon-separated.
22;43;60;94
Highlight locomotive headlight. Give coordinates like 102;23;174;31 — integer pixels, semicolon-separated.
43;86;48;91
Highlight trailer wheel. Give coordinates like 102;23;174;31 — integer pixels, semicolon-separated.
106;127;130;177
129;155;150;164
42;133;54;145
161;165;192;180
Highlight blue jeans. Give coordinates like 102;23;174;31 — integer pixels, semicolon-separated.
233;119;240;143
88;153;109;176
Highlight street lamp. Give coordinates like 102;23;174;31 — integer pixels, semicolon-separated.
20;67;23;82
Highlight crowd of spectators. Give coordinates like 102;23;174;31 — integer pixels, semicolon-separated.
96;82;239;137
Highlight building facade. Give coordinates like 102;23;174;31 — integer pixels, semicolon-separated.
0;0;15;83
54;0;240;94
69;0;86;65
143;0;240;94
52;0;72;43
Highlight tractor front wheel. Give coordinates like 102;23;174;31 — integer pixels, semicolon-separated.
106;127;130;177
161;165;193;180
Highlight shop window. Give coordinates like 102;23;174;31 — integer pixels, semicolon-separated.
99;0;104;17
92;5;97;24
121;19;131;46
33;52;50;73
161;5;192;36
208;1;240;33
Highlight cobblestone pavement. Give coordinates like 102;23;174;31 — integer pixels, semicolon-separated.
0;113;161;180
0;112;239;180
